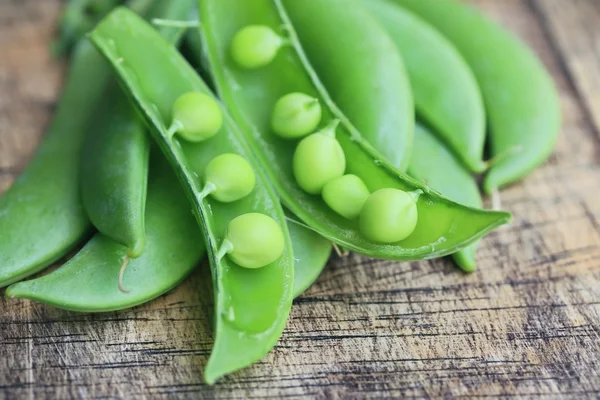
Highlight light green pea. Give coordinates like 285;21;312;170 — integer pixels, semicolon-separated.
230;25;283;69
359;188;421;243
293;120;346;194
200;153;256;202
168;92;223;142
219;213;285;269
271;92;322;139
322;174;370;219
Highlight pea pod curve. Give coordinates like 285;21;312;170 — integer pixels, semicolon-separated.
393;0;561;193
6;150;205;312
408;124;482;272
364;0;486;173
282;0;414;171
198;0;511;260
90;8;294;384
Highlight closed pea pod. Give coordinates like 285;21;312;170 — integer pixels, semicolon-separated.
364;0;486;173
90;8;293;384
393;0;561;193
198;0;510;260
408;124;482;272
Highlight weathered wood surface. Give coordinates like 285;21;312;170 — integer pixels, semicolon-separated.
1;0;600;398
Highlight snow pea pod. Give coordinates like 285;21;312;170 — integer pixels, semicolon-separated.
0;40;110;288
198;0;510;260
364;0;486;173
90;8;294;384
408;124;482;272
393;0;561;193
282;0;414;171
6;150;205;312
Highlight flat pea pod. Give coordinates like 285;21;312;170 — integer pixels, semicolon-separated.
198;0;511;260
0;40;110;288
282;0;414;171
6;150;205;312
408;124;482;272
393;0;561;193
90;8;294;384
364;0;486;173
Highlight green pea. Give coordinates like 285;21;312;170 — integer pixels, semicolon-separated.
322;174;370;220
359;188;421;243
292;120;346;194
168;92;223;142
200;153;256;202
271;92;322;139
219;213;285;269
230;25;283;69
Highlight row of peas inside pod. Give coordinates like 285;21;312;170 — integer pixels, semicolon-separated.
169;91;285;269
233;26;423;244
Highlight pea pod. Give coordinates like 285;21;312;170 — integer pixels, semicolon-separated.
408;124;482;272
90;8;294;384
198;0;510;260
364;0;486;173
6;150;205;312
393;0;561;192
0;40;109;288
282;0;414;171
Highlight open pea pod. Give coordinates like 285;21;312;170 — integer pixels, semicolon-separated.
392;0;561;193
282;0;414;171
198;0;510;260
6;149;205;312
90;8;294;384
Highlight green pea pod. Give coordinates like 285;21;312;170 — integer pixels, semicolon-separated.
80;0;196;261
6;150;205;312
81;84;149;258
364;0;486;173
90;8;294;384
198;0;510;260
408;124;481;272
393;0;561;193
282;0;414;171
0;40;110;288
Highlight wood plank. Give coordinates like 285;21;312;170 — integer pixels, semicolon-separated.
1;0;600;398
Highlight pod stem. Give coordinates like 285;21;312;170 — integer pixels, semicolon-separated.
216;239;234;261
197;181;217;201
332;242;349;258
118;255;131;293
491;189;502;211
151;18;200;28
166;119;184;139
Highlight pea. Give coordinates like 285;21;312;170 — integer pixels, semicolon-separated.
168;92;223;142
271;92;322;139
230;25;283;69
200;153;256;202
292;120;346;194
322;174;370;220
359;188;421;243
219;213;285;269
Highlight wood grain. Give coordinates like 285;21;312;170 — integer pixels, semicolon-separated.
1;0;600;398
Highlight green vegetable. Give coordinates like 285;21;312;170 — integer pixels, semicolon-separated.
359;188;421;244
393;0;561;192
169;92;223;142
198;0;511;260
271;92;322;139
322;174;370;220
293;122;346;195
222;213;285;269
365;0;486;173
90;7;294;384
6;150;205;311
408;124;482;272
202;153;256;202
282;0;414;171
230;25;284;69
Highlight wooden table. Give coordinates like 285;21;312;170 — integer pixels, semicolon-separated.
1;0;600;398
